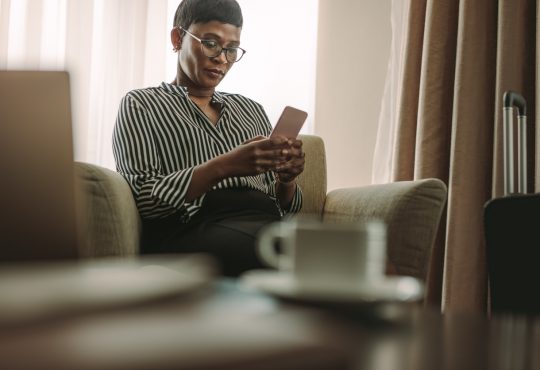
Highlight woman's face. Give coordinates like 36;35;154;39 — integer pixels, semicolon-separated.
174;20;242;89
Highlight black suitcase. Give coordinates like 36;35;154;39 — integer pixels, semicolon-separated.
484;91;540;315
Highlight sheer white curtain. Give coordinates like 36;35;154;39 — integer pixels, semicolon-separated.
0;0;169;169
0;0;317;170
372;0;409;184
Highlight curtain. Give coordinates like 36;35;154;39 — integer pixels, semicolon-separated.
371;0;409;185
0;0;168;169
374;0;537;313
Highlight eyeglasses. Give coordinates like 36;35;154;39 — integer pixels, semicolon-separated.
180;28;246;63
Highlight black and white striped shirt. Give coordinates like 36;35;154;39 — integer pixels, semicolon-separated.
112;82;302;221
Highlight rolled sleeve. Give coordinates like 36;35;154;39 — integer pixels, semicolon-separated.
113;94;195;219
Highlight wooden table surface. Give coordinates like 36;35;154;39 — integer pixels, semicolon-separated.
1;277;539;370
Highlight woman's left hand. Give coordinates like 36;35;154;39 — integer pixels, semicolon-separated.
274;139;305;184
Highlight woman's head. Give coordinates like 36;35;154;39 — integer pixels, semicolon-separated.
173;0;243;30
172;0;244;91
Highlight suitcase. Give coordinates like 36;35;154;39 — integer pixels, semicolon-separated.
484;91;540;315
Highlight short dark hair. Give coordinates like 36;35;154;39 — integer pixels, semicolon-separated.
173;0;243;29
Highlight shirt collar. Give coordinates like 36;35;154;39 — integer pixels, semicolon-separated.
160;82;225;105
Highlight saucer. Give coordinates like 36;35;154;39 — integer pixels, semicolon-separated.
240;270;424;306
0;254;216;326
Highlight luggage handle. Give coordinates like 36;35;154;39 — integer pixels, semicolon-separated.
503;90;527;195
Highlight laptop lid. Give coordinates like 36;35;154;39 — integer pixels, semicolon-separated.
0;71;79;262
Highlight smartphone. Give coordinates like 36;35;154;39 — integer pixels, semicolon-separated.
270;106;308;139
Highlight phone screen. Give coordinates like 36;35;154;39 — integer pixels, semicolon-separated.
270;106;308;139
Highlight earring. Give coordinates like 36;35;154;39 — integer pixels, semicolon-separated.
173;45;180;52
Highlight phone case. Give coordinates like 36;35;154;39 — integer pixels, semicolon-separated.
270;106;308;139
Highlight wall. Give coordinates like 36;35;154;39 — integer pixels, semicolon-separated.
315;0;391;191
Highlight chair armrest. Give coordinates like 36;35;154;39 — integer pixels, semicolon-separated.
323;179;447;280
75;162;141;257
297;134;327;216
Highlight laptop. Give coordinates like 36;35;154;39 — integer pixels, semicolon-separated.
0;71;79;262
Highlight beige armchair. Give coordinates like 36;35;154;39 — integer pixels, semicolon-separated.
75;134;447;281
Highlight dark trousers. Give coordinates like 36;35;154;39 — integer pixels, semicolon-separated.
141;189;282;277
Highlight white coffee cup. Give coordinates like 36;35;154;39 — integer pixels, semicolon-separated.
256;218;387;289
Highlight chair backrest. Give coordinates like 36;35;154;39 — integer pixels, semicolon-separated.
75;134;328;257
323;179;447;281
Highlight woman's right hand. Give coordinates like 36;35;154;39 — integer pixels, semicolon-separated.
185;136;291;202
218;136;291;177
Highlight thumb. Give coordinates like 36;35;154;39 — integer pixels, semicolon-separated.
243;135;266;144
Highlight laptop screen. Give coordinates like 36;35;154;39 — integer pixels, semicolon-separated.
0;71;79;262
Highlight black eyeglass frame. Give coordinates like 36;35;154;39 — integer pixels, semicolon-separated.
179;27;246;63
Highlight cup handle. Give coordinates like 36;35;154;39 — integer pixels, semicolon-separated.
257;223;288;269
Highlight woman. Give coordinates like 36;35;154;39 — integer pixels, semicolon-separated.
112;0;305;276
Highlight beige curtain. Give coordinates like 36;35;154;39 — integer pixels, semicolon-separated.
380;0;537;313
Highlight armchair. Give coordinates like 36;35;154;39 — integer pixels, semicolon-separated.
76;134;447;281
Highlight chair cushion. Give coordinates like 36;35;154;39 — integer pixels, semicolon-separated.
75;162;140;257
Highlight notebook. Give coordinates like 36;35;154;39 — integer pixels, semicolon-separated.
0;71;79;262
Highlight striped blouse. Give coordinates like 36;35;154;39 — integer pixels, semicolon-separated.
112;82;303;222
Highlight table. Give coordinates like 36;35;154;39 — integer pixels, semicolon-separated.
1;274;539;369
